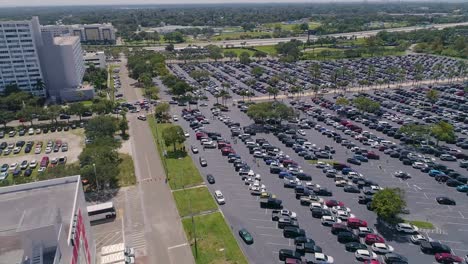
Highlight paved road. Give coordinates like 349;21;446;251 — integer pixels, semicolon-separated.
119;56;195;264
145;22;468;51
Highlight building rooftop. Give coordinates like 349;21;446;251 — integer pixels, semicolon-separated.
53;36;79;46
0;176;80;263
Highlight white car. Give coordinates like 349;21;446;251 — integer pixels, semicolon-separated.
38;167;46;173
410;234;429;244
355;249;377;261
249;181;266;190
298;130;306;136
395;223;419;234
412;162;426;169
358;227;375;237
184;131;190;137
311;253;334;264
9;163;18;171
371;243;394;254
34;147;42;154
214;190;225;205
277;209;297;219
20;160;29;169
172;115;178;121
45;147;52;154
28;128;34;135
310;202;327;210
331;206;351;214
137;115;146;121
335;210;354;221
29;160;38;168
321;215;342;226
335;179;348;187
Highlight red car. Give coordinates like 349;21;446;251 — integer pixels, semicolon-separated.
196;132;207;140
365;234;385;245
364;260;381;264
325;199;344;207
347;218;368;229
221;147;235;156
366;151;380;160
435;253;463;264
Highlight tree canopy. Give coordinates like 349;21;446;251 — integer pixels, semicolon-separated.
371;188;406;222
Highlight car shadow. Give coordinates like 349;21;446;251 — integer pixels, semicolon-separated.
373;218;411;244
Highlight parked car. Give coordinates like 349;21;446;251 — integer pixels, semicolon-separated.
238;228;253;244
214;190;225;205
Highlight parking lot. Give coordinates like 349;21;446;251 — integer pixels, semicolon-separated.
159;58;468;263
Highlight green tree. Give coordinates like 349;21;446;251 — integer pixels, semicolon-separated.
223;50;237;61
335;97;350;106
119;116;129;136
251;66;264;78
399;124;431;142
267;86;280;100
91;99;114;114
431;121;455;146
0;110;14;129
353;96;380;113
86;115;117;140
253;50;267;59
155;102;170;122
371;188;406;222
68;102;88;121
205;44;223;61
162;125;185;152
4;83;20;95
426;89;439;105
46;105;62;125
239;52;251;65
144;86;160;100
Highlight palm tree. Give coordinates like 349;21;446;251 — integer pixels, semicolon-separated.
35;79;46;92
219;90;231;106
214;93;221;105
366;65;375;87
267;87;280;100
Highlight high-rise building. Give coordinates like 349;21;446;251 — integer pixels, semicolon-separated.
0;17;94;101
41;23;116;44
0;17;46;96
0;175;96;264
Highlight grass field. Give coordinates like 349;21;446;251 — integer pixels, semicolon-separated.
223;48;255;57
182;212;248;264
254;45;277;55
148;117;203;190
173;186;218;217
213;31;271;41
117;153;137;187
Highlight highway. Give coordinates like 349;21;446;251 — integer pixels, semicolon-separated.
144;22;468;51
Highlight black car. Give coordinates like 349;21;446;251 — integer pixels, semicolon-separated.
283;227;305;238
337;231;359;243
311;208;331;218
199;157;207;167
347;157;361;165
294;236;315;246
344;185;361;193
206;174;215;184
358;195;373;204
278;249;301;261
436;196;456;205
296;242;322;254
384;253;408;264
420;241;451;254
24;169;32;177
345;242;367;252
446;179;463;187
313;187;332;196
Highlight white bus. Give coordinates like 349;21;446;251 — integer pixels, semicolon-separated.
87;202;116;223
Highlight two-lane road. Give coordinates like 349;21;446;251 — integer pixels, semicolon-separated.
119;56;195;264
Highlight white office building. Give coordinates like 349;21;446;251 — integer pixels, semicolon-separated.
0;17;46;96
0;176;96;264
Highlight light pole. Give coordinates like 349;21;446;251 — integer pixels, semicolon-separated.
93;163;99;199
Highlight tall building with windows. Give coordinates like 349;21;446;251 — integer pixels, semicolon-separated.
0;17;94;101
0;16;46;96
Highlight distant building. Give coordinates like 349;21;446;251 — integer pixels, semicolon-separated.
84;51;106;69
0;16;46;96
41;23;116;44
0;175;96;264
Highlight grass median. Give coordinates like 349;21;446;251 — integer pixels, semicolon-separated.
148;116;203;190
173;186;218;217
404;220;434;229
117;153;137;187
182;212;248;264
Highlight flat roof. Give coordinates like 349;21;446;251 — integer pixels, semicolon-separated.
0;176;80;262
53;36;79;46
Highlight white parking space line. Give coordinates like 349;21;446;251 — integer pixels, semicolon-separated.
437;240;463;244
452;248;468;252
267;242;291;247
259;234;283;238
256;226;277;230
415;201;435;206
459;212;466;218
249;218;272;222
445;222;468;226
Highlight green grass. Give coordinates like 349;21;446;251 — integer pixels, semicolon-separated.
82;100;93;107
117;153;137;187
223;48;255;57
212;31;271;41
148;116;203;189
254;45;277;55
404;220;435;229
182;212;248;264
173;187;218;217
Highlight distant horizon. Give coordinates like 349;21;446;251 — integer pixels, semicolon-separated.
0;0;465;8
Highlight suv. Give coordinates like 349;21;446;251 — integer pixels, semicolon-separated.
331;223;350;235
420;241;451;254
395;223;418;234
283;227;305;238
214;190;225;205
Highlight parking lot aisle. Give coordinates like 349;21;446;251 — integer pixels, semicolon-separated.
123;187;147;256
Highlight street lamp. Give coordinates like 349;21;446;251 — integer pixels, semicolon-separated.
93;163;99;197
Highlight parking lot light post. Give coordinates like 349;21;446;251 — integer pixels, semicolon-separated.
93;163;99;199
